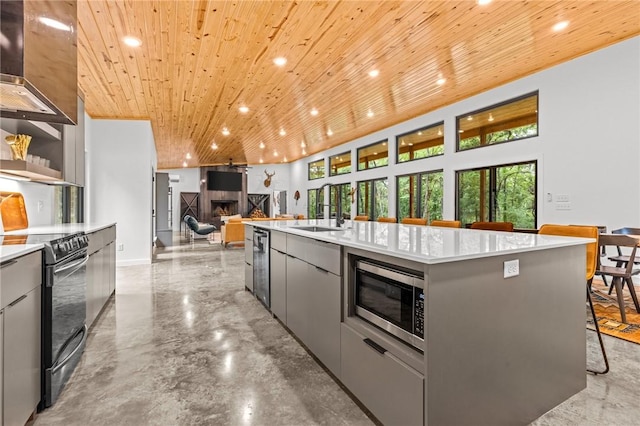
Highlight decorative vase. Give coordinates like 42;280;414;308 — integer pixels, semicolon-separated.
4;134;31;161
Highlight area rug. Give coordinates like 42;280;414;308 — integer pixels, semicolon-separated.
589;279;640;345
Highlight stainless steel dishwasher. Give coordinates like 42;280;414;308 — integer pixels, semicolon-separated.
253;229;270;308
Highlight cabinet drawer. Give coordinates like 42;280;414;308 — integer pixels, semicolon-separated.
245;224;254;242
286;235;310;262
341;324;423;426
311;239;341;275
104;225;116;244
244;262;254;292
88;230;103;255
0;251;42;309
244;242;253;265
271;231;286;252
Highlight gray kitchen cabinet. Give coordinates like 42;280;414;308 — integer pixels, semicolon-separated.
285;255;309;344
307;265;341;376
0;250;42;426
63;95;86;186
341;323;424;426
87;225;117;329
244;225;253;292
270;248;287;323
244;263;253;293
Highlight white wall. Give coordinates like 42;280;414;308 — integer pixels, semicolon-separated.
288;37;640;232
0;176;56;230
158;167;201;230
86;117;157;266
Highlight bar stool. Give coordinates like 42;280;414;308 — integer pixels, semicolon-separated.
430;219;461;228
401;218;428;226
377;217;397;223
354;215;369;221
470;221;514;232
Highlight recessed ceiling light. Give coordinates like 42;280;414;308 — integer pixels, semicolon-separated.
283;156;288;163
437;77;446;85
458;129;464;133
211;142;218;150
408;143;413;146
38;17;72;32
467;116;473;121
259;158;264;164
437;129;442;136
259;142;265;149
239;106;249;114
222;127;230;136
300;141;306;148
369;69;379;78
367;109;374;118
401;141;405;146
279;128;286;136
418;131;423;135
273;57;287;66
310;108;318;116
553;21;569;32
273;150;279;157
488;114;494;122
186;153;191;159
327;128;333;136
182;161;187;167
302;149;307;155
382;142;387;146
477;0;492;5
373;152;378;155
123;36;142;47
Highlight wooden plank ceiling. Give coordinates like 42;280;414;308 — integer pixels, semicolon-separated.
77;1;640;169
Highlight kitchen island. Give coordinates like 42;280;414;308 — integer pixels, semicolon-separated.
244;219;591;426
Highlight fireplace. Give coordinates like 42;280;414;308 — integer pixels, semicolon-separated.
211;200;238;217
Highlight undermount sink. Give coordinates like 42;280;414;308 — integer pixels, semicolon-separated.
292;226;348;232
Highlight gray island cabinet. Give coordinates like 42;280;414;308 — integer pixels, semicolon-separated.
245;219;589;426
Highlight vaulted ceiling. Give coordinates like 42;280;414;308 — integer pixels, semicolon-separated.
77;1;640;169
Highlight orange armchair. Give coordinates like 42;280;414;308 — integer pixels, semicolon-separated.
221;217;246;247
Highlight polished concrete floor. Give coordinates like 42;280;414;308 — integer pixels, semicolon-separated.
34;239;640;425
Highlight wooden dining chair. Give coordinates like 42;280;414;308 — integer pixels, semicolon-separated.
609;227;640;267
401;218;428;226
538;224;608;374
354;215;369;221
429;219;461;228
596;234;640;324
470;221;514;232
377;217;397;223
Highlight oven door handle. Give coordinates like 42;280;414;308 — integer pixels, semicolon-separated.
52;324;87;375
54;255;89;276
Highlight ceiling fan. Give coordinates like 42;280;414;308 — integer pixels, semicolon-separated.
227;158;251;169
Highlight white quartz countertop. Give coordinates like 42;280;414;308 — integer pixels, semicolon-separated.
0;244;43;263
0;222;116;235
245;219;591;264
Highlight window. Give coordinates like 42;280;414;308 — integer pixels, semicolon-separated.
397;122;444;163
357;178;388;219
55;186;84;224
456;161;537;229
329;151;351;176
396;170;443;222
329;183;352;218
308;159;325;180
307;187;325;219
357;140;388;171
457;92;538;151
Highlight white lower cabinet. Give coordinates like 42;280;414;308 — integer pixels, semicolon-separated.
341;323;424;426
270;249;286;323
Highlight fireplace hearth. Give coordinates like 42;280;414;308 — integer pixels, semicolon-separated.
212;200;238;217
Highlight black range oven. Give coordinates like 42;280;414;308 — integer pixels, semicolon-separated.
353;259;424;350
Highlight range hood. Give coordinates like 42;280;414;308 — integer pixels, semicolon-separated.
0;0;77;125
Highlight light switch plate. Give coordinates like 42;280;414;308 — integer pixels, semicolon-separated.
504;259;519;278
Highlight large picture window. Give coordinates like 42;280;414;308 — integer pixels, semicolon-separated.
396;170;443;223
308;159;325;180
329;183;352;219
456;161;537;229
357;178;388;219
307;187;325;219
457;92;538;151
329;152;351;176
397;122;444;163
357;140;388;171
55;186;84;224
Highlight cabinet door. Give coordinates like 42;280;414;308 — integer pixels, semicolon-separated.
4;287;41;426
341;324;424;426
86;253;99;328
285;256;309;345
308;267;341;376
109;242;116;295
244;262;254;292
270;249;287;323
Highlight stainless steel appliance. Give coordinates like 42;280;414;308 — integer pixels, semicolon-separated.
253;229;270;308
353;259;424;350
1;231;89;408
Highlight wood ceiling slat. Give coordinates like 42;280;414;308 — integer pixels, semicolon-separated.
77;1;640;168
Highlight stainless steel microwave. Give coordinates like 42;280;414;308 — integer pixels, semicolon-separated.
353;259;424;350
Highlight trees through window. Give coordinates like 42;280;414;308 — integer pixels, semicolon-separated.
397;170;443;223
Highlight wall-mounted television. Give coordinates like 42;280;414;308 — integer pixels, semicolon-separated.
207;171;243;191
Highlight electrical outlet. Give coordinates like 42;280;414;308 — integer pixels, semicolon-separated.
117;243;124;251
555;202;572;210
504;259;519;278
37;200;44;212
546;193;552;202
556;194;570;202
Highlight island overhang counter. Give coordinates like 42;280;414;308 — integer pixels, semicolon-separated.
244;219;591;426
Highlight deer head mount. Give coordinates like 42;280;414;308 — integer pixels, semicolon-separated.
264;170;275;187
